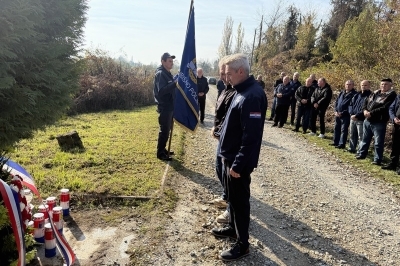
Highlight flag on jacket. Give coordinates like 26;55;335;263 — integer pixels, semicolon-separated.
174;1;198;132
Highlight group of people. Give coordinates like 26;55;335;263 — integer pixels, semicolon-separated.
152;50;400;262
153;52;267;261
269;72;400;172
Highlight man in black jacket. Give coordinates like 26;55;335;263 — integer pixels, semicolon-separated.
197;68;209;124
309;78;333;138
153;52;177;161
289;72;302;125
211;53;267;262
272;76;291;128
356;78;397;165
268;72;285;121
293;78;315;133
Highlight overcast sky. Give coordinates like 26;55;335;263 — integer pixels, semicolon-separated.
83;0;331;65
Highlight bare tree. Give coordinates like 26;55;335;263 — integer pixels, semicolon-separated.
234;23;245;53
218;16;234;59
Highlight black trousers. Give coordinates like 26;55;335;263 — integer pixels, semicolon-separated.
295;106;311;132
310;108;327;134
390;124;400;166
157;109;173;157
289;99;296;124
198;96;206;122
274;104;289;126
223;160;252;247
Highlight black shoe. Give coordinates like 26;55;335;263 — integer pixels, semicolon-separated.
347;149;356;154
211;225;237;240
329;143;337;146
271;124;277;127
200;120;204;124
397;170;400;175
371;161;381;166
356;155;366;160
290;123;294;126
220;242;250;261
292;129;299;132
157;153;172;161
381;164;397;170
302;131;307;134
335;145;345;149
278;125;283;128
268;117;273;121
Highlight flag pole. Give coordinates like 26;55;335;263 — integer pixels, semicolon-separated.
167;0;194;156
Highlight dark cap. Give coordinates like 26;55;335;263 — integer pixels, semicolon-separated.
381;78;392;83
161;52;175;61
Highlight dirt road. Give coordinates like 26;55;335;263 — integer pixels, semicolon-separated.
160;84;400;266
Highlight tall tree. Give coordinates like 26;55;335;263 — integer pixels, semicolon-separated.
292;12;319;62
218;16;234;59
234;23;245;53
281;5;300;52
0;0;88;150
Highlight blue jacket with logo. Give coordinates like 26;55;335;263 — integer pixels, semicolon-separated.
274;83;292;106
219;76;267;173
153;65;176;111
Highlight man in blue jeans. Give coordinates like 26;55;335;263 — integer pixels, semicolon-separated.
329;80;356;149
356;78;397;165
348;80;372;153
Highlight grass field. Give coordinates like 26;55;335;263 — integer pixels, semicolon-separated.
9;106;184;198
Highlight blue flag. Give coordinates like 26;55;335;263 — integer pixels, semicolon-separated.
173;2;198;132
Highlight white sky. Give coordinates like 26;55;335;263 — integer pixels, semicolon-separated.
83;0;332;65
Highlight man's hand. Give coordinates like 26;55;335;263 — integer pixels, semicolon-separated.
364;110;371;118
301;99;307;104
394;117;400;125
230;168;240;178
277;93;282;98
314;103;319;109
198;92;205;96
351;115;357;121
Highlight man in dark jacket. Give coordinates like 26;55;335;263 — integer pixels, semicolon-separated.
348;80;372;153
211;53;267;262
272;76;291;128
382;94;400;173
197;68;209;124
293;78;315;133
153;52;177;161
268;72;285;120
309;78;333;138
289;72;302;125
356;78;397;165
330;80;357;148
216;78;225;99
211;57;236;223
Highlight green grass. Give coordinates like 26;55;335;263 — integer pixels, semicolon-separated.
9;107;184;198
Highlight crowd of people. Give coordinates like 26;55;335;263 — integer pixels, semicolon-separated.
152;51;398;262
268;73;400;172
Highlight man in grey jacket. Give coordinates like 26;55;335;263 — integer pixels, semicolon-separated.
153;52;177;161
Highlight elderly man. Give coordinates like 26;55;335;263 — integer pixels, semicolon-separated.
197;68;209;124
329;80;356;148
382;93;400;172
309;78;333;138
289;72;302;125
211;53;267;261
256;75;265;90
153;52;177;161
348;80;372;153
293;77;315;133
211;56;236;223
272;76;292;128
269;72;285;121
356;78;397;165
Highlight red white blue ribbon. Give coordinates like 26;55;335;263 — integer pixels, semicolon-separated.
0;179;26;266
2;158;76;266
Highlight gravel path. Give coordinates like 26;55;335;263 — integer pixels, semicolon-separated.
158;85;400;266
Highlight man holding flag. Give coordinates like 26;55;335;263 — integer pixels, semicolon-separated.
153;52;177;161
